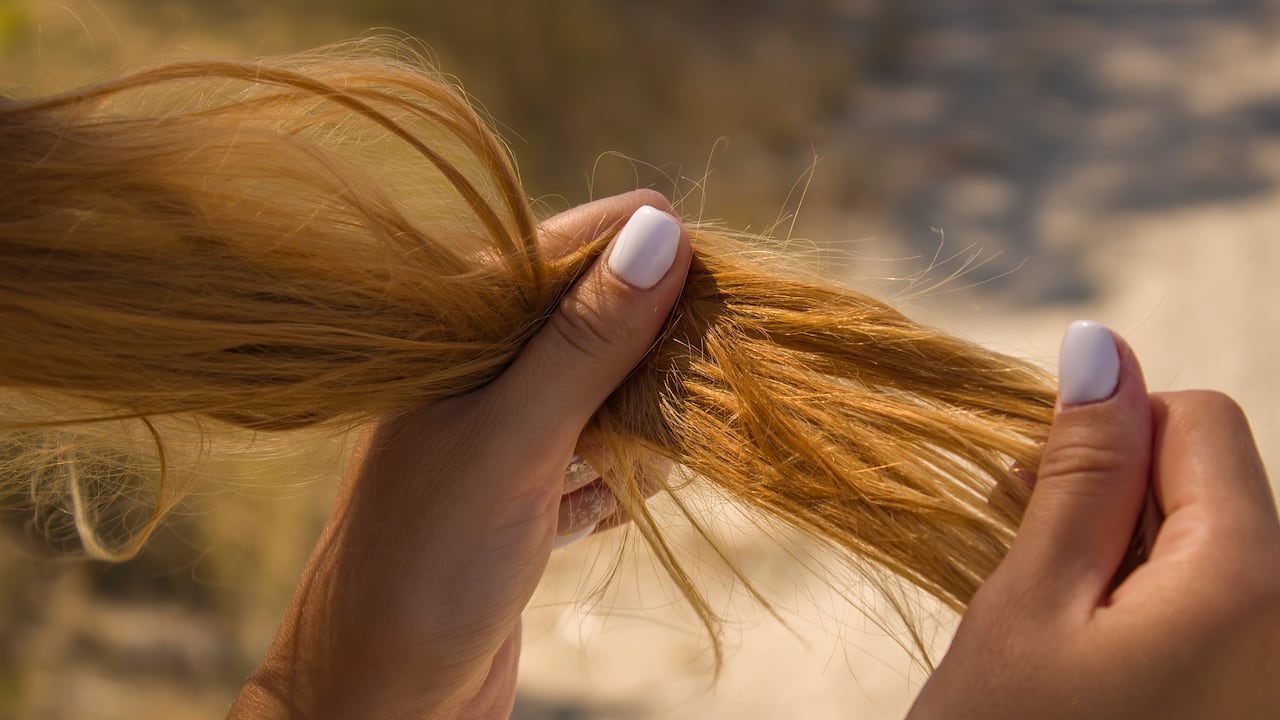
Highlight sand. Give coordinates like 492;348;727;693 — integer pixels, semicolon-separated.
514;7;1280;717
2;3;1278;718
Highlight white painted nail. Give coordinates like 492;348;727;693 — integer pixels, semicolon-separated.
606;206;680;289
552;523;598;551
1058;320;1120;406
564;454;600;493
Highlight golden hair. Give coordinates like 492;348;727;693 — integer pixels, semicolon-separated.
0;41;1054;661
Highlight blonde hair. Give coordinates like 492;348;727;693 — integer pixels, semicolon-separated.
0;42;1053;662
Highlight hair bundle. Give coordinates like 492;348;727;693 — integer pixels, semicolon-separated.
0;42;1055;658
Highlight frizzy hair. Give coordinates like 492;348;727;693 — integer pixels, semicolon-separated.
0;42;1054;661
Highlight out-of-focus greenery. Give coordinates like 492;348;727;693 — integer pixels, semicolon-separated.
0;2;896;716
2;0;906;229
312;0;875;205
5;1;1280;717
0;1;26;47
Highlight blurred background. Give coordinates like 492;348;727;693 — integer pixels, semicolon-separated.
2;0;1279;717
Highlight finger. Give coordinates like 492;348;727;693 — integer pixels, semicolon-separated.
563;453;601;494
537;189;674;261
1109;391;1279;610
1011;461;1037;489
984;462;1035;518
488;203;691;449
553;456;669;545
1149;390;1276;533
556;479;618;538
998;321;1153;611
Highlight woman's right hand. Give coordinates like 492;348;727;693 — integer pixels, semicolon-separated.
910;321;1280;719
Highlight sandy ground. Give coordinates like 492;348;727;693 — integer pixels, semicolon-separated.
515;199;1280;719
2;4;1279;719
514;7;1280;718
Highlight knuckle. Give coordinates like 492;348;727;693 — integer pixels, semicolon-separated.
545;288;626;362
1167;389;1248;430
1038;433;1132;486
1188;389;1246;415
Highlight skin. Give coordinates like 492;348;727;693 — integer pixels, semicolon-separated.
228;189;691;719
230;192;1280;718
911;337;1280;718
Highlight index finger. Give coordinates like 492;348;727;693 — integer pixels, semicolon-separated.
1150;390;1276;531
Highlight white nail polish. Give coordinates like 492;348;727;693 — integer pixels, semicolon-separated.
552;523;598;551
564;454;600;493
606;206;680;289
1058;320;1120;406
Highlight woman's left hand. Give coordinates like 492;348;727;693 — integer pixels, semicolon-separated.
228;190;692;719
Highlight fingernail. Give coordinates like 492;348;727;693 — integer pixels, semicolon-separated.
564;453;600;493
552;523;597;551
606;206;680;289
1058;320;1120;406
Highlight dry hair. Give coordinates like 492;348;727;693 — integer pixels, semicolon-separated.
0;41;1054;664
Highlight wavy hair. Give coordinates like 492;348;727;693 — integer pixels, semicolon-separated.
0;41;1054;662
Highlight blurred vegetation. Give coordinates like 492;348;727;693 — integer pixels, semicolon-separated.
0;0;915;232
123;0;892;215
0;4;899;715
3;0;1280;717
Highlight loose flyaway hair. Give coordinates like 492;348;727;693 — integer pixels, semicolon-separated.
0;41;1054;664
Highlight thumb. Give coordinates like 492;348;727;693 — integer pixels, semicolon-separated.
999;321;1154;611
490;204;690;447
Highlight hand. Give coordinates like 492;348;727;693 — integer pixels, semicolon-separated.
228;190;692;719
910;321;1280;719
